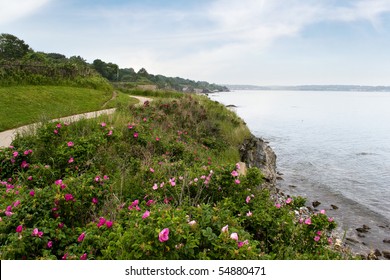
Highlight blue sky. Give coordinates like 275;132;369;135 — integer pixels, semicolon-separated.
1;0;390;85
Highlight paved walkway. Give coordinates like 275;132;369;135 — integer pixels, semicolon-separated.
0;95;152;147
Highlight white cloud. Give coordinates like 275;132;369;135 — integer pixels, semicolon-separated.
0;0;52;25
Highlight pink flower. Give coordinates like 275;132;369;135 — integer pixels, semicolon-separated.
106;220;113;228
67;141;74;147
221;225;229;233
103;175;109;180
128;200;140;210
101;122;106;127
29;190;35;196
328;238;333;245
58;223;64;229
62;253;68;260
169;178;176;186
55;179;62;185
246;211;253;217
159;228;170;242
286;197;292;204
314;235;321;242
234;179;240;184
304;218;312;225
56;123;62;128
16;225;23;233
328;217;334;223
156;137;160;141
235;163;241;170
95;176;100;182
80;253;87;260
92;197;98;204
133;132;139;138
230;232;239;241
231;170;239;177
21;161;29;168
27;176;33;181
13;200;20;207
78;232;86;242
64;194;74;201
146;200;154;206
32;228;43;237
275;203;281;209
5;210;13;216
188;220;197;226
316;231;322;236
152;183;158;190
246;196;251;204
107;130;113;136
97;217;106;228
54;129;58;134
299;218;304;224
142;210;150;219
68;157;74;163
320;209;326;214
47;241;53;248
238;240;249;248
149;168;155;173
12;151;18;157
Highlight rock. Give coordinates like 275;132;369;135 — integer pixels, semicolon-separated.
288;185;297;188
374;249;382;257
362;224;371;230
276;176;283;180
383;239;390;244
277;171;284;176
330;204;339;210
356;227;369;233
382;251;390;260
346;237;359;244
367;252;378;260
312;201;321;207
239;135;277;189
357;233;366;238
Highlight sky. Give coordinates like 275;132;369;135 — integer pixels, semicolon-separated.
1;0;390;86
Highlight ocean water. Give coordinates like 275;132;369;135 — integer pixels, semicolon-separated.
210;90;390;254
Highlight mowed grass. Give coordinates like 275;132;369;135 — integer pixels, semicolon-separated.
0;86;136;132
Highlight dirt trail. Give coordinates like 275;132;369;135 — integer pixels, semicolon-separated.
0;95;152;147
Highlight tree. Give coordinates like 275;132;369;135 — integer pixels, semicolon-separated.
0;33;31;61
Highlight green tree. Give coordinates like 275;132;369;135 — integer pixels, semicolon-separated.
0;33;31;61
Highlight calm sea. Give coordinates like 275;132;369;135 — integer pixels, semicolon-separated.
210;90;390;253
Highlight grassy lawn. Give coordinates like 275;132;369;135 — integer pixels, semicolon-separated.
0;86;137;131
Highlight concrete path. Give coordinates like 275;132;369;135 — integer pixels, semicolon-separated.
0;95;152;147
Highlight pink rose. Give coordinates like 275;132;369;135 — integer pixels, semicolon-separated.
230;232;239;241
158;228;170;242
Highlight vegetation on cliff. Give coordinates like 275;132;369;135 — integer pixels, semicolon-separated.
0;93;352;260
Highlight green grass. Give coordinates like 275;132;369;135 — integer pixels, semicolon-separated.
0;86;115;131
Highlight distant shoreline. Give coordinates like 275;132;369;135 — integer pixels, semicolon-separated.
224;85;390;92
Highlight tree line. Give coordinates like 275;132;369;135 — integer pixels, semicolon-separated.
0;33;228;92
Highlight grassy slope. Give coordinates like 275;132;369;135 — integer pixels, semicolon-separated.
0;86;138;131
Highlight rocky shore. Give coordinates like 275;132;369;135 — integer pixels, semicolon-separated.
239;133;390;260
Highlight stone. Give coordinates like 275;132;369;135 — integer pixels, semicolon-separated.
383;239;390;244
357;233;366;238
346;237;359;244
382;251;390;260
239;135;277;189
288;185;297;188
356;227;369;233
330;204;339;210
374;249;382;257
312;201;321;207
